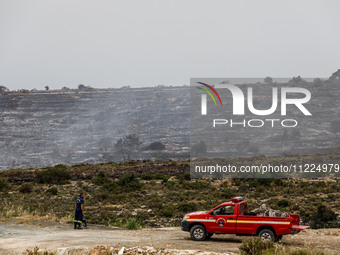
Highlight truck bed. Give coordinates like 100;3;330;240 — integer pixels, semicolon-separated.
235;215;293;235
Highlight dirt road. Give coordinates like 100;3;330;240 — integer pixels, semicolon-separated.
0;223;339;254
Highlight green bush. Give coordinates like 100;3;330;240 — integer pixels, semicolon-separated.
92;177;110;186
96;192;109;201
97;171;106;178
103;181;118;192
273;179;287;187
177;172;191;181
117;174;142;191
160;205;174;218
277;199;289;207
140;174;170;181
141;174;154;180
238;184;249;193
45;187;58;195
178;202;197;213
135;212;150;225
311;203;337;228
181;181;208;190
125;218;140;230
19;183;33;193
239;237;274;255
58;180;71;185
36;165;70;184
0;178;9;191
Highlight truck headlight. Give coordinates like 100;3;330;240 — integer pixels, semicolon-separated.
183;215;189;220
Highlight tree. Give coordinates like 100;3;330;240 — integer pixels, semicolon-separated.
311;203;337;228
45;86;49;91
264;77;273;84
191;141;207;156
0;85;9;93
289;76;304;83
78;84;94;91
78;84;86;90
114;134;141;161
329;69;340;81
313;78;323;86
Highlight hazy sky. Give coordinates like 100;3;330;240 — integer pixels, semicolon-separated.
0;0;339;90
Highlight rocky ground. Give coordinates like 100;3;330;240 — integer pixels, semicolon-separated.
0;223;339;255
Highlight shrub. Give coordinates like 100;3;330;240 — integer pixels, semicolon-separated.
158;174;171;182
257;178;273;186
36;165;70;184
96;192;109;201
92;177;110;186
19;183;33;193
274;179;286;187
177;172;191;181
103;181;118;192
125;218;140;230
141;174;170;181
311;203;337;228
141;174;154;180
238;184;249;193
239;237;274;255
277;199;289;207
160;205;174;218
178;202;197;213
97;171;106;178
117;174;142;191
151;202;163;210
58;180;71;185
45;187;58;195
0;178;9;191
181;181;208;190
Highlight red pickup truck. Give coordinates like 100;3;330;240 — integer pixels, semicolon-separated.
181;197;309;242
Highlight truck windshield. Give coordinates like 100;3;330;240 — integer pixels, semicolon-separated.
212;205;235;215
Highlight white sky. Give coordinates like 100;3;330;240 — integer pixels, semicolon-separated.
0;0;339;90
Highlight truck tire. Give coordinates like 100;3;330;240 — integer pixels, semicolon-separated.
190;225;207;241
258;229;275;242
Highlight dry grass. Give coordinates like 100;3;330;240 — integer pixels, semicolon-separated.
0;200;73;224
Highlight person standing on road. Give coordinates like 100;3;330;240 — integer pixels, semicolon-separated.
74;192;85;229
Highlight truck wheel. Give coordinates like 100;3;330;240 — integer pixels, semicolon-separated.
258;229;275;242
190;225;207;241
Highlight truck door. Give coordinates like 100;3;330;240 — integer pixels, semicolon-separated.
209;204;237;234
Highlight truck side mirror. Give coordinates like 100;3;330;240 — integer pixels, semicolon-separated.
210;211;215;215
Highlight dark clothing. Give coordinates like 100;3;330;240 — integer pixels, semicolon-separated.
74;208;83;222
76;197;84;209
74;196;84;228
